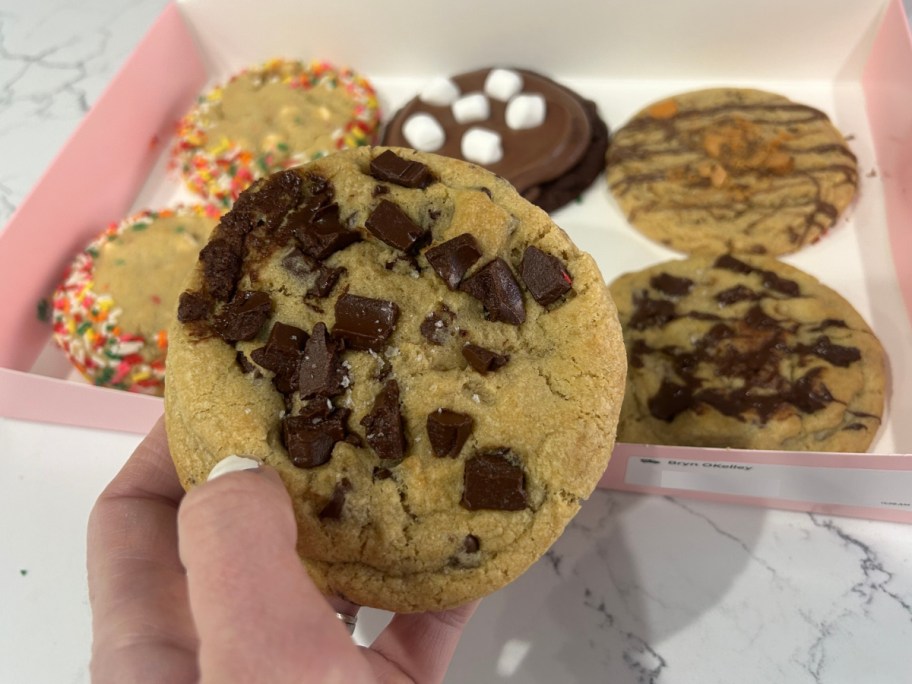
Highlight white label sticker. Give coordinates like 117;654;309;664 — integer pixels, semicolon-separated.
624;457;912;510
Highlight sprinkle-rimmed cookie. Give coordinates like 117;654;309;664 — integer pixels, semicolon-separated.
606;88;858;256
164;147;627;612
51;205;219;395
172;58;381;208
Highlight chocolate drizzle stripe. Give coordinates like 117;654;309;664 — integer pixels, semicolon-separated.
617;101;831;135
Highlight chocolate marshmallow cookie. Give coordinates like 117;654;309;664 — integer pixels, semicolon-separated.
164;147;627;612
610;255;885;452
382;67;609;213
606;88;858;256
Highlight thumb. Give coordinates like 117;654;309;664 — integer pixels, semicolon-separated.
177;457;371;684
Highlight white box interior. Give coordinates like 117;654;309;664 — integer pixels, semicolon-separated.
30;0;910;454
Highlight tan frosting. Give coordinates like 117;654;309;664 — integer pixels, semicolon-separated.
93;214;215;339
202;76;358;160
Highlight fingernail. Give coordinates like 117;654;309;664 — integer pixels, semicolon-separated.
207;454;262;481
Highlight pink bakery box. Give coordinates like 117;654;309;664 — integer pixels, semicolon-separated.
0;0;910;522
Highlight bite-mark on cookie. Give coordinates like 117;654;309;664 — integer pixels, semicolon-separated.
606;88;858;256
164;147;627;612
609;254;886;451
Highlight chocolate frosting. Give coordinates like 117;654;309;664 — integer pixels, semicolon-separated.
383;68;592;197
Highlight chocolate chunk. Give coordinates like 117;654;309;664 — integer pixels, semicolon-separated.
744;305;779;330
365;200;429;252
344;432;364;447
716;285;760;306
427;409;474;458
298;322;348;398
648;380;693;422
704;323;734;344
215;290;272;342
309;265;344;299
462;343;509;374
714;254;753;275
650;273;693;297
459;258;526;325
332;293;400;351
177;290;211;322
372;466;394;480
461;448;528;511
789;369;834;414
227;169;305;235
424;234;482;290
281;248;318;278
419;304;456;346
318;478;352;520
628;293;677;331
282;402;350;468
714;254;800;297
760;271;800;297
520;246;573;306
463;535;480;553
199;238;242;301
290;193;361;260
796;335;861;368
370;149;435;189
360;380;406;461
235;350;260;376
251;322;308;394
262;321;307;354
281;248;345;299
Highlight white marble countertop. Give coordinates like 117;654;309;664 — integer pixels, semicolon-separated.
2;1;912;682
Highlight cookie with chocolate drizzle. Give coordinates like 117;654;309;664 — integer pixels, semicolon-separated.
382;67;609;213
164;147;627;612
609;255;886;452
606;88;858;256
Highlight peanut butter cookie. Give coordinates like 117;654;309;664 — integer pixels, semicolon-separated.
606;88;858;256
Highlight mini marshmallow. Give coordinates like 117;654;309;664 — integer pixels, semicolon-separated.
452;92;490;124
419;77;460;106
402;113;446;152
461;128;503;165
506;93;547;130
484;68;523;101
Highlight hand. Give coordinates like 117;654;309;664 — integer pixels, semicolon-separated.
87;418;478;683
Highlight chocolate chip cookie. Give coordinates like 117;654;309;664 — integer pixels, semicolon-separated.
606;88;858;256
382;67;609;213
164;147;627;612
609;254;885;451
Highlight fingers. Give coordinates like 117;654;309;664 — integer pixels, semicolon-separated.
177;461;374;684
89;420;475;684
87;417;199;684
365;600;480;684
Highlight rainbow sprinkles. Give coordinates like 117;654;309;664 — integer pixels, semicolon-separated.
172;58;381;207
51;206;219;395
